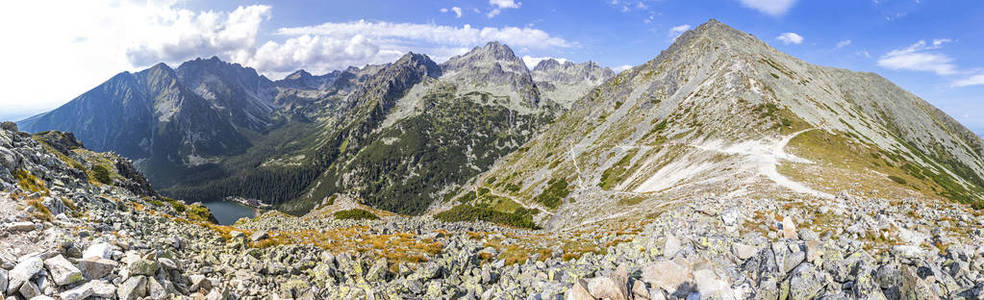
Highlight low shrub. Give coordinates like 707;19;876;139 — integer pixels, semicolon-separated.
333;209;380;221
91;165;112;185
434;205;539;229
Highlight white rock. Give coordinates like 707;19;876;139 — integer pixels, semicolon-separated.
587;276;628;300
83;242;114;260
721;208;741;227
782;216;798;239
642;259;693;295
732;243;757;260
44;255;83;286
564;279;594;300
0;268;8;295
693;269;735;299
664;235;682;258
892;245;925;259
7;256;42;294
61;280;117;300
6;221;35;232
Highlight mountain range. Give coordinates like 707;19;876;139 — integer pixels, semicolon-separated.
19;41;610;215
18;20;984;225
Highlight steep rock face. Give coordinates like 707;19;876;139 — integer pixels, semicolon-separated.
439;42;542;112
175;57;279;132
19;64;250;187
532;59;615;108
450;20;984;229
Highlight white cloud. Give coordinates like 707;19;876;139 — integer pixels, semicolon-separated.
668;24;691;39
737;0;797;16
776;32;803;45
877;39;956;75
254;20;573;78
613;65;633;72
953;74;984;87
488;0;521;18
836;40;852;48
521;56;568;69
125;5;271;66
490;0;521;9
442;7;463;18
0;1;272;119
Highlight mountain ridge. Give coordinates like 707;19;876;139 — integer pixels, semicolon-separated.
444;19;984;229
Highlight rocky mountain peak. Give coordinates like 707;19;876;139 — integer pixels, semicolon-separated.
394;52;442;77
532;59;563;72
531;59;615;108
285;69;313;81
479;41;520;61
440;41;526;74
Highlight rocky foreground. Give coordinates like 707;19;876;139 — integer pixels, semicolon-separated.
2;122;984;300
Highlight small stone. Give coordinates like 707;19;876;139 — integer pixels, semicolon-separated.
732;243;757;260
805;240;822;263
797;228;818;241
90;280;117;298
62;285;95;300
891;245;924;259
875;264;902;289
783;250;806;274
721;208;741;227
249;230;269;242
43;255;84;286
128;259;159;276
900;266;940;300
663;235;682;258
693;269;733;299
631;280;650;300
7;256;42;294
0;269;7;295
366;258;388;282
564;279;594;300
18;281;41;299
205;288;228;300
189;274;213;292
642;259;693;296
587;276;628;300
782;216;798;240
788;263;823;300
79;257;117;280
5;221;35;232
82;242;114;260
117;275;148;300
146;276;167;299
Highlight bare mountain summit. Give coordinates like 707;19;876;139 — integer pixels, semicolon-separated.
446;19;984;229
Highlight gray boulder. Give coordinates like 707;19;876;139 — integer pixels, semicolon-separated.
79;257;117;280
7;256;43;294
788;263;824;300
564;279;594;300
117;275;148;300
44;255;84;286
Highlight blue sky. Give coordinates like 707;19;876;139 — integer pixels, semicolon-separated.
1;0;982;135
